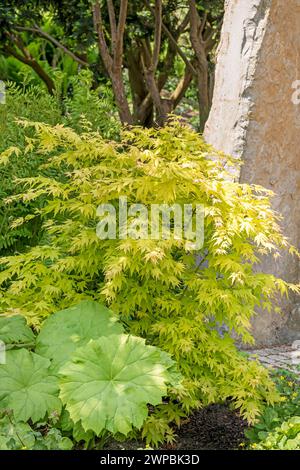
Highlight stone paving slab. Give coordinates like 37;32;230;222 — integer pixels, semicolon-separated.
246;345;300;376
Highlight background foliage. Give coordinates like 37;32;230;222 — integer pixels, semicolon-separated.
0;0;225;130
0;71;119;254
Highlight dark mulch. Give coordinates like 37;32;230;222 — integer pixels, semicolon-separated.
167;404;249;450
105;404;249;450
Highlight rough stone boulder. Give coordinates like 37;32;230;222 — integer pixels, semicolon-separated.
205;0;300;346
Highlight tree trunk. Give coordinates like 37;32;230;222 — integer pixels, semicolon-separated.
195;58;210;132
204;0;300;346
127;49;154;126
92;0;133;126
111;72;133;125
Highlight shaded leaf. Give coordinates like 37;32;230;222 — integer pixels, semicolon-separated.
0;349;61;423
0;316;35;348
36;300;123;371
0;415;35;450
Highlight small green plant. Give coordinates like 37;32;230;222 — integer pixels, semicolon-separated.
0;315;35;349
0;300;182;449
0;410;73;450
0;348;62;423
252;417;300;450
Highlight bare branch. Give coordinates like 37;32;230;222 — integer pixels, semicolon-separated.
143;0;196;76
115;0;128;69
107;0;117;56
153;0;162;70
177;11;190;35
203;19;223;51
140;38;152;67
4;42;55;94
92;0;113;74
189;0;206;62
170;65;193;107
140;40;162;110
8;32;31;60
199;11;207;36
92;1;132;124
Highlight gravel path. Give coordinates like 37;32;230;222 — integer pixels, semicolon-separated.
247;344;300;375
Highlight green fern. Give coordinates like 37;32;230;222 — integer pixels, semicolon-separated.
0;77;119;255
64;70;120;138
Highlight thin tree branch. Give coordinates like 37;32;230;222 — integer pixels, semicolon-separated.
8;32;31;60
203;19;223;51
179;252;208;300
170;65;193;108
189;0;202;49
14;25;89;67
140;40;162;111
92;0;132;124
4;43;55;94
137;34;185;123
107;0;117;56
189;0;207;66
115;0;128;69
153;0;162;70
143;0;196;76
92;0;113;74
160;22;196;75
199;11;207;36
140;38;152;67
177;11;190;35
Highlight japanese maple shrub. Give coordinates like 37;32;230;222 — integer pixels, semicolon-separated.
0;301;180;449
0;120;298;444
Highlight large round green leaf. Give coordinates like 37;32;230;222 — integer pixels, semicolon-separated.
59;334;181;436
0;316;35;348
36;300;123;371
0;349;61;423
